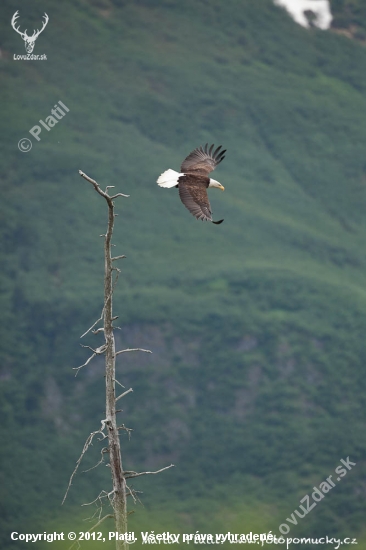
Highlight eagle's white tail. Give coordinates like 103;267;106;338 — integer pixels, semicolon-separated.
157;169;183;188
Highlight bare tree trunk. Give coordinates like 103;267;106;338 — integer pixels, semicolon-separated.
103;189;128;549
62;171;174;550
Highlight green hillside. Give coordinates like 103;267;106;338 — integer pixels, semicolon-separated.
1;0;366;548
331;0;366;39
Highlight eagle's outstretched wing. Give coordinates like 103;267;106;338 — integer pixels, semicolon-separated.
180;143;226;176
178;175;223;224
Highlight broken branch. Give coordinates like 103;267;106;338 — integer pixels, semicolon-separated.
124;464;175;479
62;425;107;505
116;388;133;403
115;348;152;357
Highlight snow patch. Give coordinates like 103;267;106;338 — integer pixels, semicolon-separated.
273;0;332;30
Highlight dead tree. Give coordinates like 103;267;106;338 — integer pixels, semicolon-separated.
62;170;174;549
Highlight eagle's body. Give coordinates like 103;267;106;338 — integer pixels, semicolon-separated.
157;144;226;224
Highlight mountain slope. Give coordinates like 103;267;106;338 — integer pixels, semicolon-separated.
1;0;366;547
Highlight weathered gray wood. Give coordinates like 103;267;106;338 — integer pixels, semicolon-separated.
80;170;128;550
63;171;173;550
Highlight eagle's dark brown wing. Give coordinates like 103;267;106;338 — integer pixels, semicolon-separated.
178;175;223;224
180;143;226;176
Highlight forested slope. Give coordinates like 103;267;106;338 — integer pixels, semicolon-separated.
1;0;366;548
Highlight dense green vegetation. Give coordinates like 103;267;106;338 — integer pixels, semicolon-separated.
1;0;366;548
331;0;366;38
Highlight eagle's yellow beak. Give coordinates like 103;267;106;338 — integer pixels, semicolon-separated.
209;179;225;191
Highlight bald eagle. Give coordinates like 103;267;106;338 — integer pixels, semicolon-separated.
157;144;226;224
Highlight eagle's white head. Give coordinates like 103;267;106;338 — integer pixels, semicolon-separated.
209;178;225;191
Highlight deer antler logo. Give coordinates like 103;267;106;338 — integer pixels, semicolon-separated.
11;11;49;54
